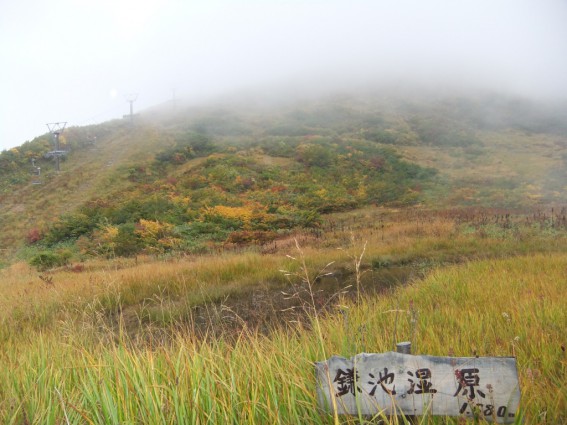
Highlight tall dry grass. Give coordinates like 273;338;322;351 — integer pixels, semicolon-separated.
1;210;566;423
0;253;565;423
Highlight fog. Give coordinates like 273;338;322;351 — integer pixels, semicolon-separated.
1;0;566;151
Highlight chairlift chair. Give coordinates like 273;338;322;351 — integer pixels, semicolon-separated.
30;159;41;176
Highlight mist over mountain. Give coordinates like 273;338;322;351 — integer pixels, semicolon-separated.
2;0;566;151
1;87;566;267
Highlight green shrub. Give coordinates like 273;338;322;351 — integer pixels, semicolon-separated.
113;224;143;257
29;249;71;270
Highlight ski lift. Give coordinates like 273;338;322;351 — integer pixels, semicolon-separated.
46;122;67;172
45;150;68;158
30;159;41;175
30;159;42;184
86;133;97;148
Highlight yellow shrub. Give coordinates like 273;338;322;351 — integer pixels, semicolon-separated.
203;204;266;224
136;219;177;253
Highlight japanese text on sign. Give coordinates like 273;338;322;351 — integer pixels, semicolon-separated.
316;352;520;423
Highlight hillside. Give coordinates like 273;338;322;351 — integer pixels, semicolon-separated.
1;91;567;266
1;91;567;423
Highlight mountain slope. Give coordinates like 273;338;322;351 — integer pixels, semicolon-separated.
1;91;566;265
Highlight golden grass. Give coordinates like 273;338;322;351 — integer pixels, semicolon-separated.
0;253;565;423
1;210;566;423
401;131;567;206
2;209;566;339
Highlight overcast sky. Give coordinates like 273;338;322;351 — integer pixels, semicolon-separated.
1;0;567;152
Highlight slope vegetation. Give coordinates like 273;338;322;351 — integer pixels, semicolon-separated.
1;92;566;266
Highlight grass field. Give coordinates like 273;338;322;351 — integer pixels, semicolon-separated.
0;209;566;424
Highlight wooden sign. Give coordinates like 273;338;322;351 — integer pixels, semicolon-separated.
316;352;521;423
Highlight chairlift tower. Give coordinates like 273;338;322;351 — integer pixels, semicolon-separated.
45;122;67;172
124;93;138;125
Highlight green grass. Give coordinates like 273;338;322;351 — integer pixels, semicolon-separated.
0;238;565;423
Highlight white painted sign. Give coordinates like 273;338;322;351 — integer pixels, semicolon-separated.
316;352;520;423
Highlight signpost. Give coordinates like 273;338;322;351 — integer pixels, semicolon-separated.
316;351;521;423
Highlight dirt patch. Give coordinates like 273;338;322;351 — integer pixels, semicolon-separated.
185;265;417;338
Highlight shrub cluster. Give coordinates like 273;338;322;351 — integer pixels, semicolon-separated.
27;135;434;266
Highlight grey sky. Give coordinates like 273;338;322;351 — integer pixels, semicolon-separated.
1;0;566;151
